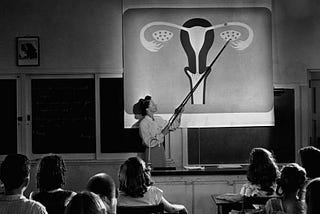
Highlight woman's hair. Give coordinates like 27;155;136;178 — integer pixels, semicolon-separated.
299;146;320;179
118;156;153;198
65;191;106;214
36;154;66;191
276;163;306;197
86;172;116;201
247;148;280;192
306;178;320;214
139;95;152;116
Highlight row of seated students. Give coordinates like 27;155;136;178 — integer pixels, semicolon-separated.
237;146;320;214
0;153;187;214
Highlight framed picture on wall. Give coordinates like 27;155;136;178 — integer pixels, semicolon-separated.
16;36;40;66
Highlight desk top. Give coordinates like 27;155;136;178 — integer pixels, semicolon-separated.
212;194;243;205
151;165;247;176
212;193;280;205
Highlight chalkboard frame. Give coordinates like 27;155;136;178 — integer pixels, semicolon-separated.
182;84;300;166
26;74;139;161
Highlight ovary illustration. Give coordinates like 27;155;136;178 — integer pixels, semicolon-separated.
140;18;253;104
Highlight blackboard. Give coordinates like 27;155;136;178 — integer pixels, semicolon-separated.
32;78;96;153
31;77;144;154
100;78;145;153
188;88;295;165
0;79;17;154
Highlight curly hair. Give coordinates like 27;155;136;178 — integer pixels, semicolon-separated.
276;163;306;197
37;154;66;191
139;95;152;116
247;148;280;192
118;156;153;197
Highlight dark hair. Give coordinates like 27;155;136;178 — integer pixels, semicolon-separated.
37;154;66;191
276;163;306;197
139;95;152;116
0;154;30;191
86;172;116;201
306;178;320;214
119;156;153;197
299;146;320;179
65;191;105;214
247;148;280;192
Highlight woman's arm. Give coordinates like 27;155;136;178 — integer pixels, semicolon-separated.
161;197;188;214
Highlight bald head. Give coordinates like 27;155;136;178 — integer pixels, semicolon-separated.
86;173;116;201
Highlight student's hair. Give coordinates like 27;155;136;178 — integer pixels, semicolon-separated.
0;154;30;191
299;146;320;179
247;148;280;192
306;178;320;214
276;163;306;197
36;154;66;191
87;172;116;202
119;156;153;198
65;191;106;214
139;95;152;116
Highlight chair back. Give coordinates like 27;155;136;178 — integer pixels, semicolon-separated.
117;203;164;214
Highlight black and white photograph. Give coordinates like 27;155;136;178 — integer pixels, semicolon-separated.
0;1;320;214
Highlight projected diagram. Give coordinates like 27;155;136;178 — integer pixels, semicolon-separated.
140;19;253;104
124;8;273;127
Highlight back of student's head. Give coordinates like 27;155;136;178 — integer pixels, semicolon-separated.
86;173;116;201
0;154;30;191
276;163;306;196
37;154;66;191
118;156;153;198
247;148;280;191
65;191;106;214
306;178;320;214
299;146;320;179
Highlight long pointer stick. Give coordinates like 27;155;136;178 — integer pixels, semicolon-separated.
167;39;231;128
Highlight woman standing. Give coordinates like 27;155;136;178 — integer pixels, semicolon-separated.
138;95;182;168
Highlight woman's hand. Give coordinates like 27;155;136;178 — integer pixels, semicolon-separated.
161;125;170;135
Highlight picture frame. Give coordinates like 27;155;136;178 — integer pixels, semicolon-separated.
16;36;40;66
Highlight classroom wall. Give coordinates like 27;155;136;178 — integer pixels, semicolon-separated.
0;0;122;73
0;0;318;193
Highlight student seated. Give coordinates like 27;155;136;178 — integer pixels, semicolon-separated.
29;154;76;214
299;146;320;201
305;177;320;214
0;154;47;214
117;156;188;214
86;173;117;214
299;146;320;179
240;148;280;197
264;163;306;214
65;191;107;214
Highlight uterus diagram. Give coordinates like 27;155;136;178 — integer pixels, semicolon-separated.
140;18;254;105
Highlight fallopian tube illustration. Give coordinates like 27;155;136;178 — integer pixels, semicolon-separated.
140;18;253;104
